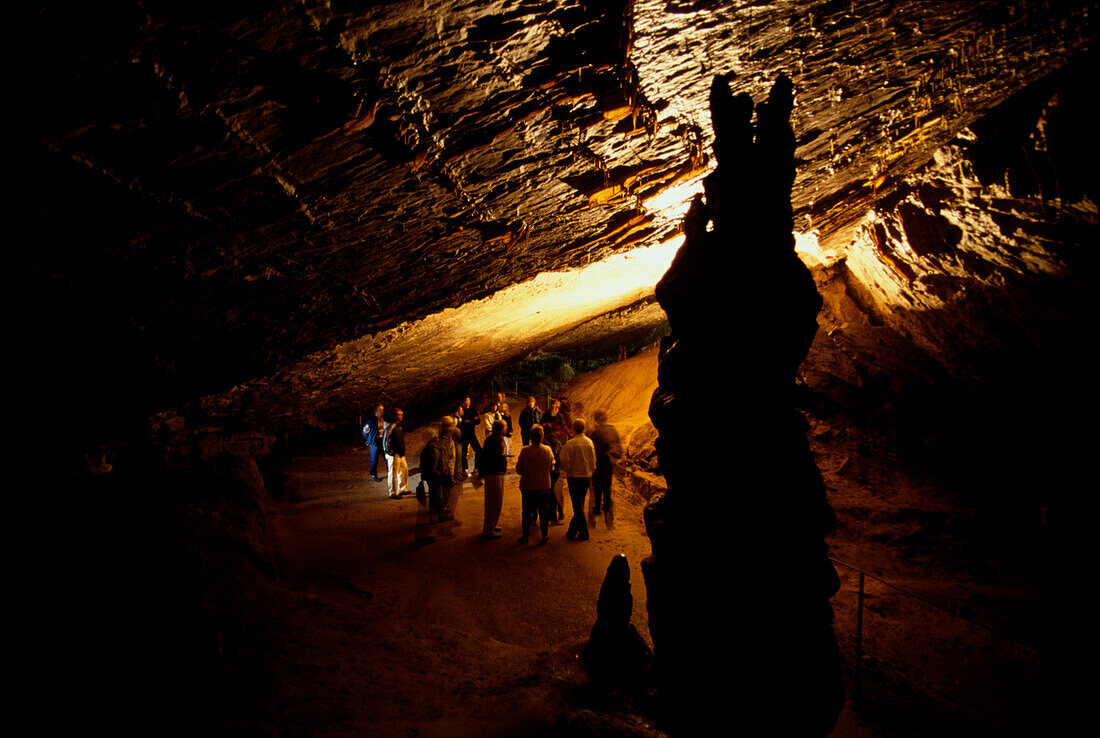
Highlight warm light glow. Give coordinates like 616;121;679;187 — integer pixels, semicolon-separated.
794;229;838;269
319;236;684;389
641;176;706;222
445;240;682;346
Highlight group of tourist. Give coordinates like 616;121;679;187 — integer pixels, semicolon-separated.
362;394;622;545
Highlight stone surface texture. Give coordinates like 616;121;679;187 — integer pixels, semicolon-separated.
15;1;1095;456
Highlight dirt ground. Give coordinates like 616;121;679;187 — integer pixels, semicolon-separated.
262;440;883;737
249;347;1042;736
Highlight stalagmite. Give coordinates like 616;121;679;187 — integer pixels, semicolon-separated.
644;73;845;735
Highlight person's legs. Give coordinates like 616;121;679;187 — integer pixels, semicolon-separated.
386;453;398;496
427;478;443;517
440;481;454;519
440;479;457;519
537;491;553;541
369;443;380;479
483;473;504;536
395;455;409;494
567;477;590;540
552;475;564;523
471;436;483;472
592;468;612;516
519;490;534;543
378;442;390;479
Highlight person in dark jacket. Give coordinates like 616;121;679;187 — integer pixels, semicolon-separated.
518;396;542;446
419;416;458;518
546;427;565;524
542;398;569;442
457;396;481;476
361;404;386;482
480;419;508;538
589;410;622;526
500;401;514;457
385;408;409;499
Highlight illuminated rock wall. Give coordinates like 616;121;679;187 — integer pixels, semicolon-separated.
16;2;1094;459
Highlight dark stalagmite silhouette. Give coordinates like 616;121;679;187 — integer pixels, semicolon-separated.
584;554;653;687
644;74;845;735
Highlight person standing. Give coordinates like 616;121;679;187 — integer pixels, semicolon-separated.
480;400;499;440
546;427;565;525
542;398;569;442
499;401;514;458
361;404;386;482
444;421;464;519
559;418;597;541
589;410;623;527
515;424;556;545
457;396;481;477
479;420;508;539
421;416;457;520
385;408;409;499
518;396;542;446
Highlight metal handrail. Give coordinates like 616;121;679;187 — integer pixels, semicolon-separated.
828;554;1038;653
827;553;1039;713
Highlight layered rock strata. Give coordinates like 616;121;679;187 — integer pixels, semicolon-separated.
644;74;843;734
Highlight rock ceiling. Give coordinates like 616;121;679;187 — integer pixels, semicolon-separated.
18;0;1095;442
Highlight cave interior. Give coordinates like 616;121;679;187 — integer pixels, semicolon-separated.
16;1;1096;735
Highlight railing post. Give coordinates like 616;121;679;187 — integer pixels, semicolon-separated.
855;570;865;701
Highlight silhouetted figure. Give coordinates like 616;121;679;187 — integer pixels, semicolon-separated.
644;73;844;735
584;554;652;687
457;396;481;475
515;424;555;545
546;428;565;525
518;395;542;446
559;418;597;541
589;410;622;528
480;419;507;539
500;401;514;457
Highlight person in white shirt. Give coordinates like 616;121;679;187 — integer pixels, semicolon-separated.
558;418;597;541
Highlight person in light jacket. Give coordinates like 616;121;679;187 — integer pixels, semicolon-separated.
558;418;596;541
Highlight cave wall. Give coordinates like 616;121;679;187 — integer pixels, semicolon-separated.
15;1;1095;466
800;56;1096;511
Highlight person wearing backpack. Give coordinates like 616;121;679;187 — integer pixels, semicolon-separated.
361;404;386;482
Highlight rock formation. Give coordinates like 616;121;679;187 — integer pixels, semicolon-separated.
644;74;844;735
583;554;652;687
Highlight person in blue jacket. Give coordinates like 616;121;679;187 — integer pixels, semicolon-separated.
361;404;386;482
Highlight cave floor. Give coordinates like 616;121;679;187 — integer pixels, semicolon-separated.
232;435;894;738
259;439;661;737
219;405;1050;738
